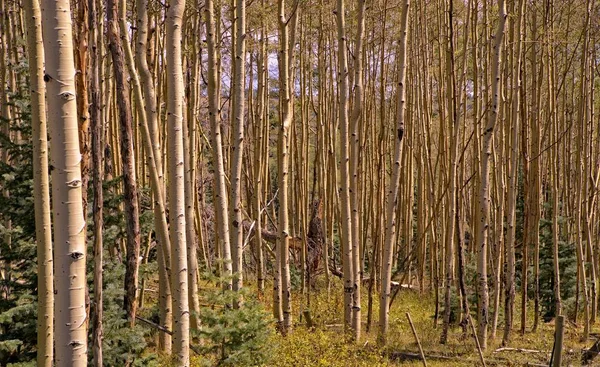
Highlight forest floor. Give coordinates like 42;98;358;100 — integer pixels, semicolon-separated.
147;277;595;366
263;278;593;366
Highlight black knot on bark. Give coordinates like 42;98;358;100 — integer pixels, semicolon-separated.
69;251;84;260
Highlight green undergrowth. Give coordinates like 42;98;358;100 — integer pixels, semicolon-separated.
143;277;593;366
260;278;591;366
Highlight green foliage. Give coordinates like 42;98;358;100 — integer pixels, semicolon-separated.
97;178;155;256
537;203;577;321
0;87;39;366
0;72;157;365
194;274;273;367
270;328;389;367
90;261;157;366
87;169;157;365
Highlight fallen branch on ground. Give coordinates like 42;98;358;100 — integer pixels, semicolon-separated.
494;347;543;354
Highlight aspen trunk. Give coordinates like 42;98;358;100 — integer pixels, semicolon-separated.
276;0;296;333
440;0;460;345
349;0;366;340
166;0;190;363
335;0;355;333
89;0;103;363
184;36;200;330
24;0;53;363
230;0;246;295
205;0;233;291
477;0;506;350
575;0;591;340
254;16;267;296
502;0;524;345
135;0;173;350
107;0;141;326
378;0;409;346
74;0;90;218
41;0;88;363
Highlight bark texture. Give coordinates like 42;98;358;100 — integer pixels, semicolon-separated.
41;0;88;363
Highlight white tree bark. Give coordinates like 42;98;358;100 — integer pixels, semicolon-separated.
477;0;506;350
378;0;409;346
205;0;233;290
24;0;53;364
335;0;355;332
166;0;190;364
41;0;87;364
230;0;246;295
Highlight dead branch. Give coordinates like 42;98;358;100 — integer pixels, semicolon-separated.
494;347;543;354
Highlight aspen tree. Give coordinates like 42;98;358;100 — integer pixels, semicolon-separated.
518;18;530;337
254;12;268;295
230;0;246;295
74;0;90;215
548;25;562;317
89;0;103;363
107;0;142;326
166;0;190;362
477;0;506;350
135;0;173;350
502;0;524;345
119;0;177;334
276;0;299;334
297;20;310;299
455;0;474;339
582;64;597;326
575;0;592;340
350;0;366;340
316;4;331;296
1;0;16;304
335;0;355;333
440;0;460;345
378;0;409;346
205;0;233;291
184;12;201;329
41;0;87;363
24;0;53;363
584;25;598;325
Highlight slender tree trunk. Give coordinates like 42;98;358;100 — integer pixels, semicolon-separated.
254;15;267;296
89;0;103;363
205;0;232;291
75;0;90;217
41;0;88;363
575;0;592;340
184;32;200;330
166;0;190;363
349;0;366;341
229;0;246;297
477;0;506;350
135;0;173;350
335;0;355;333
276;0;297;334
24;0;53;364
378;0;409;346
502;0;524;345
107;0;141;326
441;0;460;345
